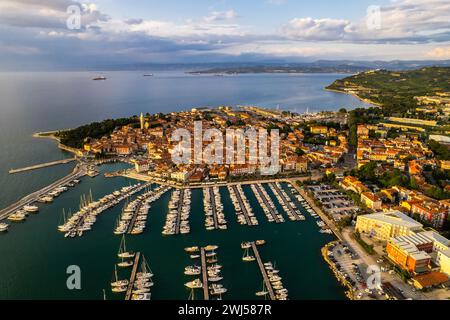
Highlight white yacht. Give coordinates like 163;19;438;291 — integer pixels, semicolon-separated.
23;205;39;213
0;223;9;232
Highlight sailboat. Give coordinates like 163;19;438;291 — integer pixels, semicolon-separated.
256;281;269;297
137;255;154;279
242;248;255;262
111;265;129;287
117;235;135;259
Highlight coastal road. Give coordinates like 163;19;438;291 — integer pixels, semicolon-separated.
123;170;323;189
0;162;86;222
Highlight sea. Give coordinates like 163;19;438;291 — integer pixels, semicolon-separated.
0;71;371;299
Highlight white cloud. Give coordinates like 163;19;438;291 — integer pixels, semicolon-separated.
283;18;353;41
203;10;238;23
426;46;450;59
282;0;450;43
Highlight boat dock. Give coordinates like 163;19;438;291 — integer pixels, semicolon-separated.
200;248;210;300
9;158;77;174
250;242;276;300
270;183;303;221
124;252;142;300
253;184;283;223
231;185;255;226
175;189;185;234
208;188;219;229
0;164;86;222
126;201;144;234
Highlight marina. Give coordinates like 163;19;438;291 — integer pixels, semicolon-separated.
251;184;284;224
58;182;151;238
0;164;345;300
185;245;226;300
0;164;85;223
163;189;191;235
269;183;305;222
114;185;171;235
203;187;227;231
228;185;258;226
249;241;289;300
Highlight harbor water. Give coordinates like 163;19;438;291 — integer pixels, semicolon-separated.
0;71;368;299
0;163;346;300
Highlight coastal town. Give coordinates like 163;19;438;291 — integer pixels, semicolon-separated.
1;102;448;300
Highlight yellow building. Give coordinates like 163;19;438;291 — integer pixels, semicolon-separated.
310;125;328;135
361;192;382;210
440;160;450;171
356;211;423;241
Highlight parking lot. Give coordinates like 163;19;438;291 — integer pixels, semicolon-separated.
307;185;360;221
328;242;388;300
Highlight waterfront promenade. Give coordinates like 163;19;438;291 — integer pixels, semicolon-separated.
123;170;323;189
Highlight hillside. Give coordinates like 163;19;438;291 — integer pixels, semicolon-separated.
327;67;450;115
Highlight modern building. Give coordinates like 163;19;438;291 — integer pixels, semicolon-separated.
356;211;424;241
386;234;433;274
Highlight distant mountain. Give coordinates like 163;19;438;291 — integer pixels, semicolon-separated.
183;60;450;75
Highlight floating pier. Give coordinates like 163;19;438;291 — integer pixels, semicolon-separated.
250;242;276;300
200;248;210;300
270;183;303;221
124;252;142;301
175;189;185;235
208;188;219;229
126;201;144;234
252;184;283;223
231;185;256;226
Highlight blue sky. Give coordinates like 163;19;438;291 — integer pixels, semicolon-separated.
0;0;450;70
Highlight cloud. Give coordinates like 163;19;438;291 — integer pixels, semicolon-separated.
0;0;109;30
203;10;238;23
267;0;287;5
282;0;450;43
426;46;450;59
283;18;354;41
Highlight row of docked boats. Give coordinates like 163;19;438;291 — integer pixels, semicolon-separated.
295;191;332;234
111;239;153;301
269;182;305;222
184;245;227;299
7;204;39;223
58;183;150;238
263;262;288;300
38;180;79;204
203;187;227;231
251;184;285;223
228;185;258;226
162;189;191;236
114;185;171;235
5;179;80;227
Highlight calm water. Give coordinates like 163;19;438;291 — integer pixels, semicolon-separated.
0;163;346;299
0;71;365;299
